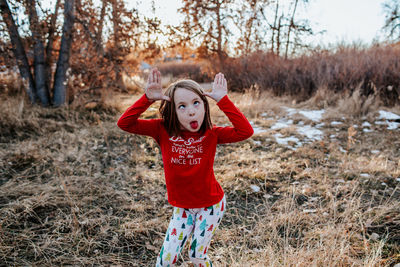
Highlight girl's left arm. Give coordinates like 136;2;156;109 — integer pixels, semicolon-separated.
214;96;254;143
205;73;253;143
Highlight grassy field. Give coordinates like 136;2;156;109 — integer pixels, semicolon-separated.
0;90;399;266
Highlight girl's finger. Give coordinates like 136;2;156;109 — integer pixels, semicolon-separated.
213;74;218;86
219;73;224;85
152;69;157;82
157;70;161;84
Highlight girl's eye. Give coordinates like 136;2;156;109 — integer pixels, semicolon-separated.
194;101;200;106
178;104;185;109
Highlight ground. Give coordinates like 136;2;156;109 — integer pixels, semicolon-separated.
0;91;399;266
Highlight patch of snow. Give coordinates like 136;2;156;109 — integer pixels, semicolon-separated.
362;122;372;127
363;128;373;133
387;121;400;130
331;121;343;126
253;127;267;134
378;110;400;120
353;124;358;128
339;147;347;153
282;106;325;122
396;178;400;182
296;125;323;140
297;121;305;126
250;121;267;134
271;118;293;130
299;110;325;122
360;173;370;178
250;185;260;192
374;111;400;129
253;140;262;145
274;133;302;149
329;134;336;138
315;123;325;128
283;107;297;116
303;209;317;213
371;150;380;154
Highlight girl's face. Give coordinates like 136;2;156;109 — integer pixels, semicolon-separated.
174;87;205;132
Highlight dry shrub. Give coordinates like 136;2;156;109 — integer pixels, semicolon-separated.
299;86;342;109
155;61;211;83
321;85;382;120
0;69;24;96
217;44;400;106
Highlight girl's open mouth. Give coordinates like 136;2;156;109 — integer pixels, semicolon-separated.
190;121;198;129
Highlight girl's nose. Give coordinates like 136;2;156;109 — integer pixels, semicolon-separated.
188;107;195;116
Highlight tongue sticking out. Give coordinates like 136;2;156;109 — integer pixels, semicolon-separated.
190;121;198;129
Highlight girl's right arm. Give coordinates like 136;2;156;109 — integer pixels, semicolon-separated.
117;94;161;140
117;68;169;141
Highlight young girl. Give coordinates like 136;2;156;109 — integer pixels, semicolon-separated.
117;68;253;266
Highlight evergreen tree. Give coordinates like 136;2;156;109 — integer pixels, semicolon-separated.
187;214;193;225
200;219;207;231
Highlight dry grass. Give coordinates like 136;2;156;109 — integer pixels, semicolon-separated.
1;90;399;266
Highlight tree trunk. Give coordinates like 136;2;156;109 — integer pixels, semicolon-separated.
271;0;279;54
53;0;75;106
276;14;283;56
45;0;61;93
284;0;299;59
0;0;36;103
96;0;107;56
110;0;125;90
216;0;224;66
26;0;50;106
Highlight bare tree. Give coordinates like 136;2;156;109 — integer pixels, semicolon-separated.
53;0;75;106
26;0;50;105
0;0;75;106
235;0;269;56
383;0;400;40
0;0;36;103
174;0;233;65
283;0;312;58
233;0;313;57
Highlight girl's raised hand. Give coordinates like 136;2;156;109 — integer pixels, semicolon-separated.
204;73;228;102
145;68;170;101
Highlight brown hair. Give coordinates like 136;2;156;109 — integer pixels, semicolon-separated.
159;79;212;137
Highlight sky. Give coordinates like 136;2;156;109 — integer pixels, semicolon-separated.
304;0;387;46
41;0;388;47
135;0;387;47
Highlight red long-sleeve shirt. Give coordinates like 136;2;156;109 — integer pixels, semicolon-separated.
117;94;253;208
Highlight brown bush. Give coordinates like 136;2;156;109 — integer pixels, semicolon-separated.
217;44;400;106
155;61;212;83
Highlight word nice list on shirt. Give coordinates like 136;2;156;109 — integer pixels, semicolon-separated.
170;136;204;165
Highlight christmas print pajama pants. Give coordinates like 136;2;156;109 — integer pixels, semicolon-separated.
156;195;226;267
